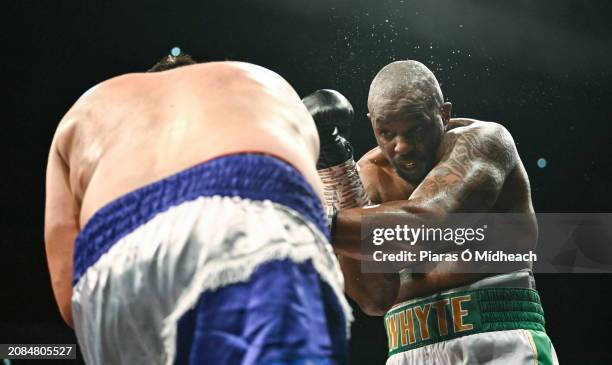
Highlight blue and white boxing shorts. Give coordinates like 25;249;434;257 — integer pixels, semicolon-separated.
71;154;352;365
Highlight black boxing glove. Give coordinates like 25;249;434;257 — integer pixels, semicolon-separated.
303;89;370;230
303;89;354;169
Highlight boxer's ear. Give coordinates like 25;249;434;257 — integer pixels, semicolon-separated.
441;102;452;125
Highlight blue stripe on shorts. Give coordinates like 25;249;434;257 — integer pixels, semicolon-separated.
73;154;329;285
173;259;347;365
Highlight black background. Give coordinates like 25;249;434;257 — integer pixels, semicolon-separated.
2;1;612;364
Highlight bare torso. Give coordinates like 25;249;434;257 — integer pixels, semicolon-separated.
357;118;535;302
45;62;322;325
54;62;322;228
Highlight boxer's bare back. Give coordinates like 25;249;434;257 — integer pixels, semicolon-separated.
45;61;322;325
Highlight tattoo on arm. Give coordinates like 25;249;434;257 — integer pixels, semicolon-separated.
410;125;516;212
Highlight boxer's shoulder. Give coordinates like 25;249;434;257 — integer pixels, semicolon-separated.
177;60;274;76
447;118;511;139
358;146;388;167
61;73;146;127
357;147;393;178
82;73;147;100
357;147;415;203
356;148;384;203
442;118;517;171
176;61;295;93
445;119;515;154
52;73;143;154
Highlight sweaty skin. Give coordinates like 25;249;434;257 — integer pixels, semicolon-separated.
45;62;323;327
333;61;537;316
336;118;536;315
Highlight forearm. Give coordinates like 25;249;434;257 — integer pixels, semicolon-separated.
338;255;399;316
332;201;443;259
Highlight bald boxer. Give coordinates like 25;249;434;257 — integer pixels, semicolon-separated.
310;62;558;364
45;56;351;365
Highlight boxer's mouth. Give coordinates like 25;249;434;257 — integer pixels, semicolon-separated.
400;160;416;169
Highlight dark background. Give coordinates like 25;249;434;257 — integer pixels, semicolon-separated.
3;0;612;363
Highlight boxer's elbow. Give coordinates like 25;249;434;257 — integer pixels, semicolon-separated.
357;296;394;316
60;308;74;329
50;275;74;328
49;279;74;328
347;277;399;316
59;301;74;329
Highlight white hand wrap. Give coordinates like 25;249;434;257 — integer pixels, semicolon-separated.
318;158;371;211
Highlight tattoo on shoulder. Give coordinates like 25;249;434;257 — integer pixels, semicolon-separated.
448;126;515;172
415;126;516;206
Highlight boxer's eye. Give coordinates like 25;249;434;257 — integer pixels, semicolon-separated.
379;130;395;140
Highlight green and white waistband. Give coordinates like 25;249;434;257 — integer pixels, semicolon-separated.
384;281;545;356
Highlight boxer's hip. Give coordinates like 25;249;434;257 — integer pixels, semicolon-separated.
71;153;351;365
384;270;558;364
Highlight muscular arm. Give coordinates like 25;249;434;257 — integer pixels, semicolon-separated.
333;123;517;257
406;124;515;213
337;157;407;315
45;137;79;328
334;123;519;315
